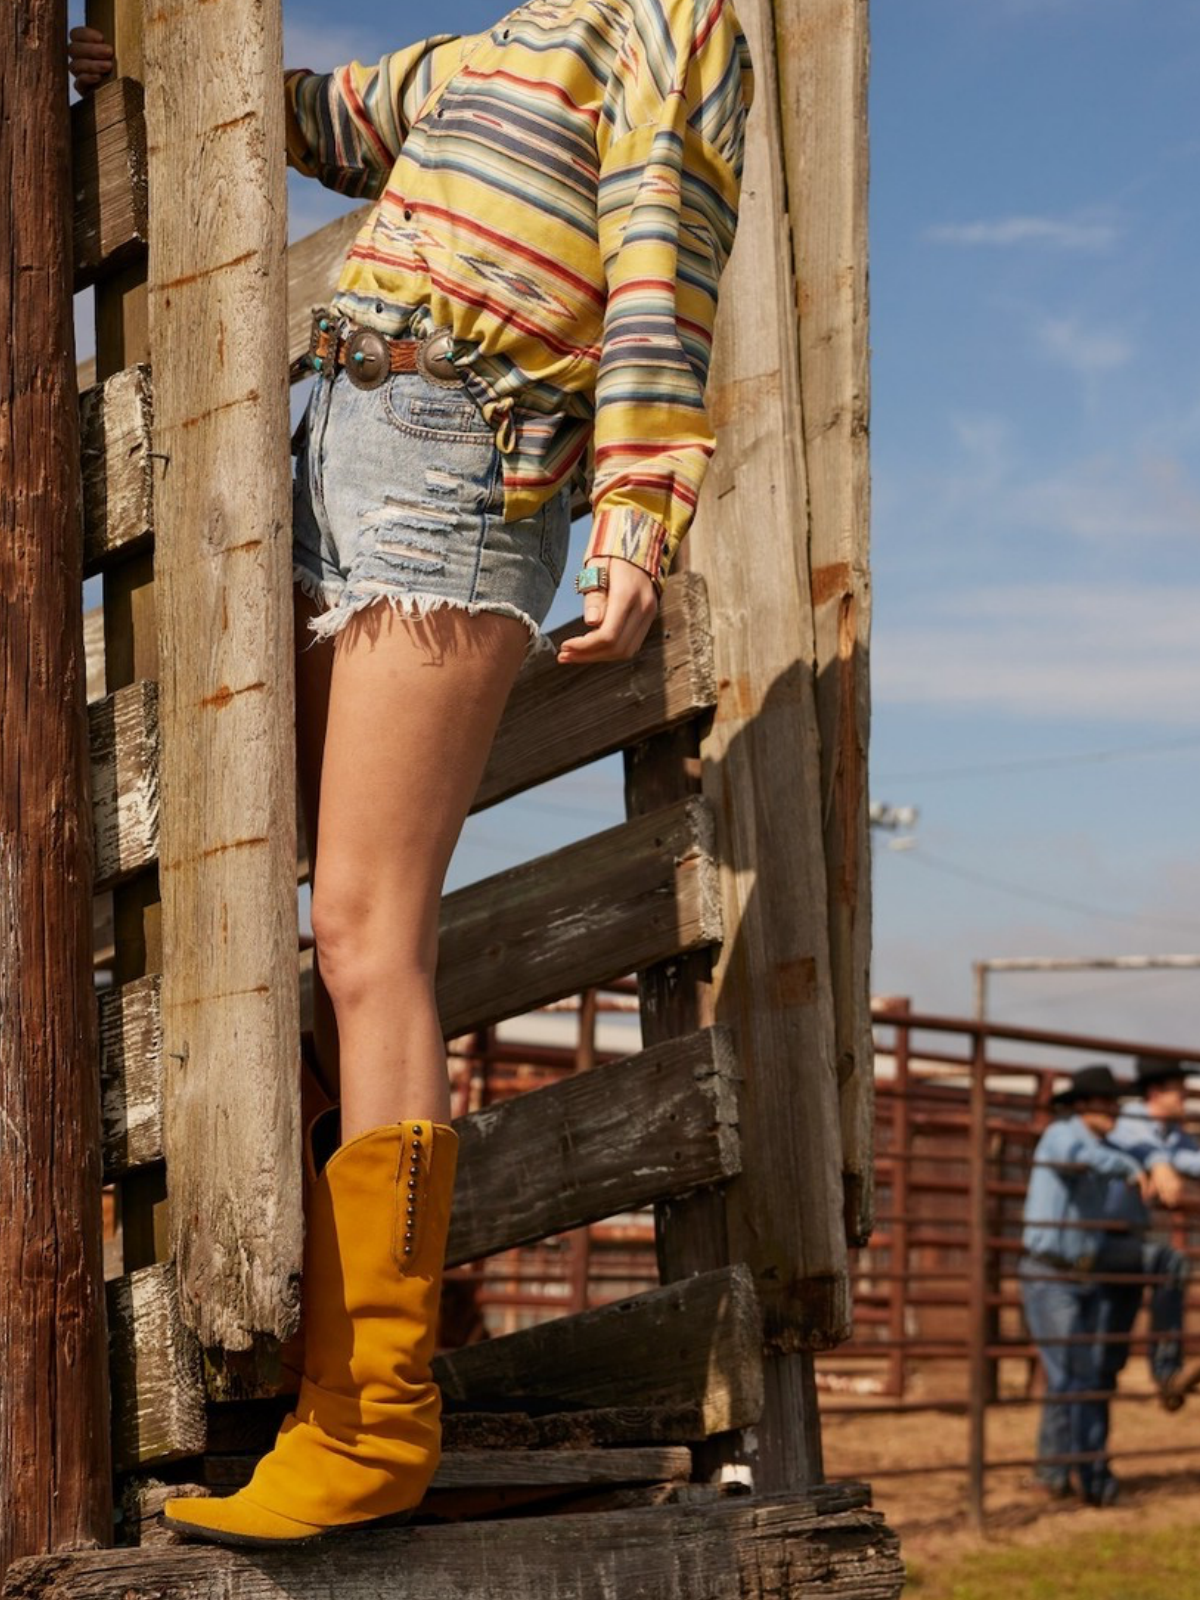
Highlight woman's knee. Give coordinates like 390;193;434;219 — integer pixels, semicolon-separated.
310;885;438;1003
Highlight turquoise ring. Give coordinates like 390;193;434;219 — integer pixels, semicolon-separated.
574;563;610;595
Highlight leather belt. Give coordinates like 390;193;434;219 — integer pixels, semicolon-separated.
299;306;461;389
1026;1249;1096;1274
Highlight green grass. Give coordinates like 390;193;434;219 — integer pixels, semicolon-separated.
904;1524;1200;1600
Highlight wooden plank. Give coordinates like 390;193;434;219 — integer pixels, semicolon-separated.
0;0;113;1568
99;973;162;1178
436;797;720;1036
83;607;106;703
435;1265;763;1436
89;679;158;892
70;74;148;290
107;1261;206;1473
475;572;717;810
443;1406;705;1450
204;1400;706;1459
206;1446;693;1492
122;1482;209;1550
685;0;851;1368
777;0;874;1249
1;1489;905;1600
143;0;302;1352
449;1026;738;1263
80;363;154;575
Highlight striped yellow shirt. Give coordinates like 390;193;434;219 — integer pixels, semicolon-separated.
284;0;753;591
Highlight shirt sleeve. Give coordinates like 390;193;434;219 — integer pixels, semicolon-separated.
1166;1128;1200;1178
1109;1108;1170;1168
584;0;753;593
1066;1130;1142;1182
283;39;456;198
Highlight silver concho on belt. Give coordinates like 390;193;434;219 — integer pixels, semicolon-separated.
344;327;391;390
415;328;460;386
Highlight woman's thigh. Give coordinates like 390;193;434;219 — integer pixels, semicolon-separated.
311;601;529;955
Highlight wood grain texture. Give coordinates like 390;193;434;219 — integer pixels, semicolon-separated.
205;1401;707;1459
98;973;162;1177
2;1489;904;1599
475;572;717;810
107;1261;206;1473
0;0;114;1567
79;362;154;575
778;0;874;1248
206;1446;694;1492
88;678;158;891
448;1026;740;1264
685;0;851;1351
435;1264;763;1435
143;0;302;1351
435;797;721;1036
70;73;148;290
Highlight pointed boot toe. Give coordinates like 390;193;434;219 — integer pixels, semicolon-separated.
162;1491;329;1547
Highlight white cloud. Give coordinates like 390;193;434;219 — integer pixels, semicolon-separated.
1036;314;1134;374
925;215;1120;252
925;415;1200;547
1011;453;1200;543
874;583;1200;722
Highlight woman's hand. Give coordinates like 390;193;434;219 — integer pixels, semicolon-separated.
68;26;114;94
556;556;658;665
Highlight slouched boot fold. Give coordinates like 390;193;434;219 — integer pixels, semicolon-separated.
163;1112;459;1547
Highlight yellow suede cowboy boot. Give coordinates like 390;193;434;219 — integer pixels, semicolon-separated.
163;1109;459;1547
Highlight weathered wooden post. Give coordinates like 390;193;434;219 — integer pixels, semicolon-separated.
141;0;301;1351
0;0;113;1570
683;0;870;1488
778;0;874;1248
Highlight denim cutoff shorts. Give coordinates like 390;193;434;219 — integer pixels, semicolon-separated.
292;339;570;656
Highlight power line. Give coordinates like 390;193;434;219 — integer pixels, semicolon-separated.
875;734;1200;784
894;848;1200;937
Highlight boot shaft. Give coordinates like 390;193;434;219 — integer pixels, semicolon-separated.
303;1118;459;1399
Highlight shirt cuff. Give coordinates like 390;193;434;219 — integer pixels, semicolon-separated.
584;507;672;596
283;69;319;177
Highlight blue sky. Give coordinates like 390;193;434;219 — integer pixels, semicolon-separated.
73;0;1200;1049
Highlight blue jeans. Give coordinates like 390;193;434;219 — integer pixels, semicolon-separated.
1095;1236;1190;1388
1020;1256;1108;1498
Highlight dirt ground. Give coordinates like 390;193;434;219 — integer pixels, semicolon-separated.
819;1363;1200;1575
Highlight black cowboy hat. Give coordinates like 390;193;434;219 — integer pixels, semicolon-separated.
1050;1063;1127;1107
1134;1055;1190;1091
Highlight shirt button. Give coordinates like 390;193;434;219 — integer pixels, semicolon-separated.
403;208;413;220
375;301;384;313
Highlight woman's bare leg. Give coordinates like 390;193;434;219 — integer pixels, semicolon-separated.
310;600;530;1143
293;583;340;1097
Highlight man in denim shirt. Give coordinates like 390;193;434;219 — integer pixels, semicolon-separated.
1020;1064;1150;1506
1100;1056;1196;1398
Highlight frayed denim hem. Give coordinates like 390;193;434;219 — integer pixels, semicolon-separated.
291;565;555;660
